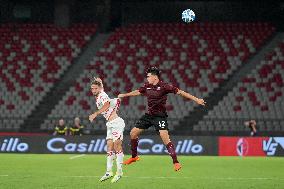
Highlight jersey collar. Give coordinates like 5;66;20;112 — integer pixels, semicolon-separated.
151;80;162;87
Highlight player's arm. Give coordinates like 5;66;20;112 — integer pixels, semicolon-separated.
79;126;83;136
64;127;68;136
252;121;257;132
176;89;206;106
53;127;58;136
89;101;110;122
118;90;141;98
252;125;257;133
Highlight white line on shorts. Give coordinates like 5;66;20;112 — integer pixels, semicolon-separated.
69;154;86;160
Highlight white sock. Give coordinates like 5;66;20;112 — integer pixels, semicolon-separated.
115;151;124;175
106;151;115;173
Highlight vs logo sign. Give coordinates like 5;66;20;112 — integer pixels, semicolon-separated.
263;137;284;156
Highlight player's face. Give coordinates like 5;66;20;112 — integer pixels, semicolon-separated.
146;73;157;84
91;84;101;96
59;120;64;126
75;119;80;125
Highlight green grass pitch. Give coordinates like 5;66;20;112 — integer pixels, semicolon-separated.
0;154;283;189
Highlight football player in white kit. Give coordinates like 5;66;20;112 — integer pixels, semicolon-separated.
89;78;125;183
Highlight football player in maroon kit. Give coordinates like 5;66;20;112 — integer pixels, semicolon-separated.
118;67;206;171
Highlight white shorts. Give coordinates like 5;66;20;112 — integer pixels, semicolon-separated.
106;117;125;141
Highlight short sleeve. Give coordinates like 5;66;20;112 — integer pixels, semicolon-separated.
138;83;147;94
164;83;179;94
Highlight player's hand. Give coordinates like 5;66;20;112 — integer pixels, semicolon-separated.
94;77;102;84
89;113;98;122
196;98;206;106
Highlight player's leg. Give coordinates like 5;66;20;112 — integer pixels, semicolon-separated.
130;127;143;157
100;139;115;181
111;139;123;183
124;114;151;165
123;127;143;165
100;125;115;181
111;118;125;183
130;114;152;158
114;139;123;173
159;130;181;171
154;116;181;171
106;139;115;173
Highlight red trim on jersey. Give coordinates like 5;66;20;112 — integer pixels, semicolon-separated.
107;99;121;120
95;91;104;102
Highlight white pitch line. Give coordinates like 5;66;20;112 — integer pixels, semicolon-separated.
69;154;86;160
3;174;284;181
63;176;284;180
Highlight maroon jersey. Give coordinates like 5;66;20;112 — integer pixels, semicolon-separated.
138;81;179;116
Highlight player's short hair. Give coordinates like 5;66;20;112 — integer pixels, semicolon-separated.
146;66;161;77
90;80;102;87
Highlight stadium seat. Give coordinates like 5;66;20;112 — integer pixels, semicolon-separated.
41;22;275;131
198;38;284;132
0;23;97;130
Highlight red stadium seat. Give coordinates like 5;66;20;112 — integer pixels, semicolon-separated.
42;22;276;131
0;23;97;128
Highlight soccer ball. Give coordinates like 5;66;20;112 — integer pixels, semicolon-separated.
182;9;195;23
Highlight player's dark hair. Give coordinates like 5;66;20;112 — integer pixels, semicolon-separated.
90;80;102;87
146;67;161;77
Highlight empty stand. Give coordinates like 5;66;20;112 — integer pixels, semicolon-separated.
197;37;284;132
0;23;97;130
41;22;275;132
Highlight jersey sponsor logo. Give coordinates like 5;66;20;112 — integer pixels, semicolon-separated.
137;138;203;154
47;137;106;153
0;138;29;152
112;132;119;137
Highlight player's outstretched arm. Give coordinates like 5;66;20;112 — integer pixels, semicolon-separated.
89;102;110;122
118;90;141;98
177;89;206;106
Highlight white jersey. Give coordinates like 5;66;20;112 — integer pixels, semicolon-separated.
96;91;121;120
